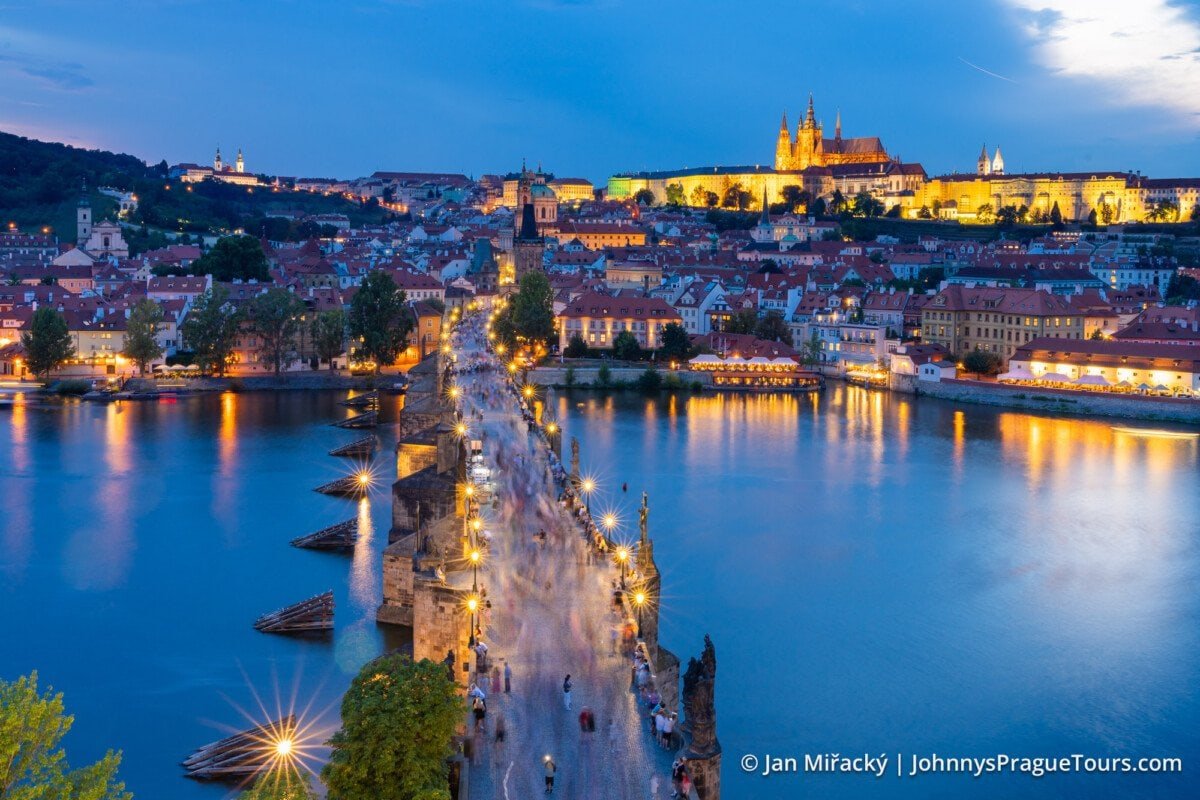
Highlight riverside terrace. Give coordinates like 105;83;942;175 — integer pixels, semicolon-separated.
375;312;722;798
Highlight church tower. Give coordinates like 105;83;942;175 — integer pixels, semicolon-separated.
214;146;223;172
774;112;792;171
792;94;823;171
991;146;1005;176
976;144;991;176
513;201;545;284
76;182;92;247
235;148;245;174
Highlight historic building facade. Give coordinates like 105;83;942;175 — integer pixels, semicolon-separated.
773;95;890;171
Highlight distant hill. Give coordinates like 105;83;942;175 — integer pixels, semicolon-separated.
0;129;396;244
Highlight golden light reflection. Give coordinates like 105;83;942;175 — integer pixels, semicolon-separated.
350;497;376;609
219;391;238;475
104;403;131;474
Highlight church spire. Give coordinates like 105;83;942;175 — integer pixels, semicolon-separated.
760;186;770;224
835;108;841;139
779;111;788;133
804;93;815;128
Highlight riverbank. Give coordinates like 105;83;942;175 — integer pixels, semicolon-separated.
894;374;1200;425
530;365;709;389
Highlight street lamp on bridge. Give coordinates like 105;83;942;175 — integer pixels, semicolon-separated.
579;476;596;515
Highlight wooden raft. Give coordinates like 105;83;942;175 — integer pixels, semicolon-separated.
313;475;368;497
332;410;377;429
254;591;334;633
340;391;378;408
291;519;358;551
183;715;297;780
328;435;377;457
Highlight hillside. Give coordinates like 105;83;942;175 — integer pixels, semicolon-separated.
0;130;396;245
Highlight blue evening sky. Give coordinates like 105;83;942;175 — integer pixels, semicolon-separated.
2;0;1199;181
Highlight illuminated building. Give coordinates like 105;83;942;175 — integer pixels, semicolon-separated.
1009;338;1200;395
773;95;890;171
557;292;681;350
921;285;1085;361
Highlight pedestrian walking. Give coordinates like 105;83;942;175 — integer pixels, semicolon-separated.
491;665;501;695
562;674;573;710
472;695;486;732
494;712;506;744
651;773;661;800
543;755;557;793
504;661;512;693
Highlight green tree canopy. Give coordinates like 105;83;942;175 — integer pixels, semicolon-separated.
495;271;555;350
612;330;641;361
633;188;655;206
193;235;270;282
21;307;75;378
800;332;823;366
348;270;411;373
311;309;347;369
321;654;461;800
0;671;131;800
962;348;1003;376
248;288;306;376
725;308;759;335
658;321;690;361
664;183;685;207
563;333;589;359
754;311;793;346
182;285;241;375
122;298;165;376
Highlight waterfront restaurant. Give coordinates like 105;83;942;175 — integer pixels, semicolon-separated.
1005;338;1200;396
688;353;822;391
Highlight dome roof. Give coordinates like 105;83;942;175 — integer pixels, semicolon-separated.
530;184;556;198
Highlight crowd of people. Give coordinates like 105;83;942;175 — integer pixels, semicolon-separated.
443;310;692;798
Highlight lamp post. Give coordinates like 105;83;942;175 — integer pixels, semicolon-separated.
615;545;629;590
466;595;479;647
580;477;596;515
469;548;481;593
632;590;647;639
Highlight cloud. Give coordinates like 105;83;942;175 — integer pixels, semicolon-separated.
20;63;93;90
1006;0;1200;120
0;25;93;92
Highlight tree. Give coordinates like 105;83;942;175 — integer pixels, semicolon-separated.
20;307;75;378
664;183;685;207
248;288;306;376
1086;208;1098;225
975;203;995;224
508;271;555;346
703;190;719;208
0;672;131;800
688;185;707;207
962;348;1003;376
322;654;460;800
348;270;411;373
829;189;848;216
564;334;589;359
995;205;1019;227
753;311;793;346
659;321;690;361
781;184;807;211
1049;201;1063;225
122;298;164;375
721;182;751;210
851;191;884;218
193;235;270;281
612;330;641;361
916;205;932;219
799;332;822;366
635;366;662;392
183;285;241;375
725;308;759;335
311;309;347;369
810;196;827;217
634;188;655;206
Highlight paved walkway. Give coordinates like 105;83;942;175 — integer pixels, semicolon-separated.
453;321;675;799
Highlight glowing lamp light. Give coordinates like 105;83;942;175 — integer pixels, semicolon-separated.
448;386;462;400
507;362;518;374
603;513;618;532
455;422;468;436
464;484;475;498
274;738;294;758
616;546;629;562
633;591;647;607
471;517;483;532
357;472;370;486
545;422;558;435
469;549;481;564
466;596;480;613
580;478;596;495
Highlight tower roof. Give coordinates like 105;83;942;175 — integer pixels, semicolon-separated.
779;112;789;132
805;93;815;127
760;186;770;224
518;202;540;241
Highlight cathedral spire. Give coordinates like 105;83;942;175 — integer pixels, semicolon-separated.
835;108;841;139
779;111;788;132
805;93;815;128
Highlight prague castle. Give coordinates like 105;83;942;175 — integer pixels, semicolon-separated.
608;94;924;209
773;95;890;171
608;96;1200;224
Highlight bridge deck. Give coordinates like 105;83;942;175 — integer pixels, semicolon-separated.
456;329;676;798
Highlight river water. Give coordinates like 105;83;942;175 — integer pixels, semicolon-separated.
2;387;1198;799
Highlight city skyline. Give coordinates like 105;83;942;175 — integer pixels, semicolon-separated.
2;0;1200;180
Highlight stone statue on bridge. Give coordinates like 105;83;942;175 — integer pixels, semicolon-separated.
683;634;718;757
639;491;649;542
570;437;580;483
